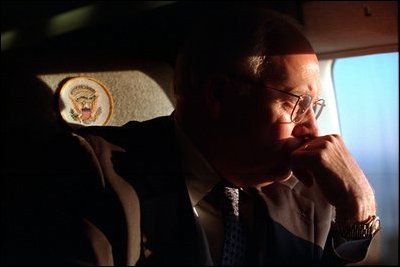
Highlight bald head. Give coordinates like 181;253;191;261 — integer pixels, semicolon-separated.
174;6;316;105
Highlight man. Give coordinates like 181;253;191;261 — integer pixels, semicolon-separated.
68;6;380;266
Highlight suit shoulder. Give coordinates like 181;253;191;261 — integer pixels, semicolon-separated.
73;115;173;148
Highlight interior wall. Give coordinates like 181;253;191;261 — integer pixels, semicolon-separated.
2;53;176;135
37;61;175;128
302;1;398;59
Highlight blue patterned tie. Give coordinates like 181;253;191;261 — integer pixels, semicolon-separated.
220;186;247;266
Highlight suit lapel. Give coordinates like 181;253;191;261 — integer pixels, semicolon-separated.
252;181;323;265
260;182;315;243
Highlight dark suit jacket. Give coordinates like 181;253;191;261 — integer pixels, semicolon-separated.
40;115;369;265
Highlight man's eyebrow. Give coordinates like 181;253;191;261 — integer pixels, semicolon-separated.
277;86;302;96
295;90;313;97
286;86;319;97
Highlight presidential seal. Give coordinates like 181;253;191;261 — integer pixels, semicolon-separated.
59;77;113;127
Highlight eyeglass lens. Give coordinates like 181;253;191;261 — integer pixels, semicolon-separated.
313;99;325;119
292;95;312;122
292;96;324;122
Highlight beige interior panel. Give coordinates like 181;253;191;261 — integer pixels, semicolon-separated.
302;1;398;58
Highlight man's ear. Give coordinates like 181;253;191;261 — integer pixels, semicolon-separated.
205;77;228;120
212;82;223;102
210;76;230;102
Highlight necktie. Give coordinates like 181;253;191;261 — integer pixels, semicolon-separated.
220;186;247;266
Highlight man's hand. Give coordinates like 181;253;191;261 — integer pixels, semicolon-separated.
290;134;376;223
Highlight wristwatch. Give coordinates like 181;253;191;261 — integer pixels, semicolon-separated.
332;215;381;240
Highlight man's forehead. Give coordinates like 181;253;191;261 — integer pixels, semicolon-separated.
259;54;319;81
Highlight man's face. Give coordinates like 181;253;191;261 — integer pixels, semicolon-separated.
217;52;321;186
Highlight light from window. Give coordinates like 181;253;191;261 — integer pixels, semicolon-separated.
333;52;399;265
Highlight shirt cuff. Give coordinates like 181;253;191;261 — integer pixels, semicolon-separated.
332;236;372;262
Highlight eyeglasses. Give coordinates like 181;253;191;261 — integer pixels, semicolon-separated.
229;75;325;123
268;87;325;123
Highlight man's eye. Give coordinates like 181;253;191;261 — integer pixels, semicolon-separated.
282;100;295;109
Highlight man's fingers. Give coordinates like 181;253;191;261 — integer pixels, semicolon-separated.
290;140;321;187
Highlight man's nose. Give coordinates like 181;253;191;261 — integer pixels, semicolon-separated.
292;109;320;138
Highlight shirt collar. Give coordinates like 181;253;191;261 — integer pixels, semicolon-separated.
174;120;221;207
278;174;299;189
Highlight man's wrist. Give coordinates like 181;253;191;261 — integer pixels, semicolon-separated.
335;191;377;223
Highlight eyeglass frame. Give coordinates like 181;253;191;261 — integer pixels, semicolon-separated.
227;74;326;123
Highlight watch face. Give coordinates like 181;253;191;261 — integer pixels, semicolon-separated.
371;217;381;236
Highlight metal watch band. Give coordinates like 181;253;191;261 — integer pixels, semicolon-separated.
332;215;381;240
